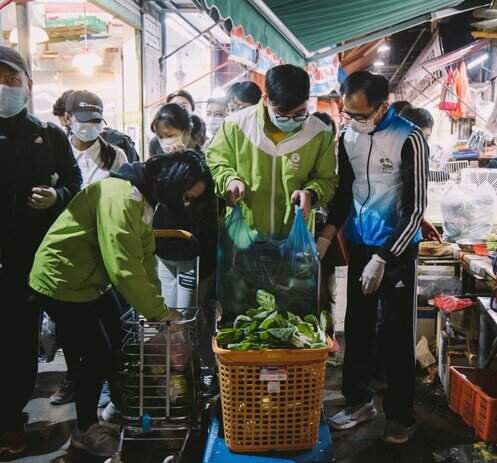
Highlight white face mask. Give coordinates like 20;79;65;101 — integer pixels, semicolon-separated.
206;116;223;136
350;118;377;134
159;135;183;153
0;84;26;118
71;118;103;142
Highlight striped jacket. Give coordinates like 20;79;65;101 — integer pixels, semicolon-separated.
205;100;338;237
327;108;428;262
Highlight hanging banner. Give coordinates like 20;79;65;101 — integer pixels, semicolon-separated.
256;46;283;75
308;54;340;96
229;26;257;69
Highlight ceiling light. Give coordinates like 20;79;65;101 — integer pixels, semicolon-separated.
72;51;103;75
374;60;385;67
9;26;49;46
378;44;390;53
467;53;489;70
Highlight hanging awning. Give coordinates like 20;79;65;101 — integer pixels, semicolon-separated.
421;39;491;72
203;0;471;65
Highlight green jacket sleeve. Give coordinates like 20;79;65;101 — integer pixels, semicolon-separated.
96;196;168;320
302;132;338;207
205;122;241;197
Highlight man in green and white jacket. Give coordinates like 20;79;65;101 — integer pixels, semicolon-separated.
206;64;338;237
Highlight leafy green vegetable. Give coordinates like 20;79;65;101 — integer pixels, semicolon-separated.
256;290;276;311
215;290;331;350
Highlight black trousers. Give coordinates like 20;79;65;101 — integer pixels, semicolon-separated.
342;241;417;426
37;290;123;432
0;278;40;433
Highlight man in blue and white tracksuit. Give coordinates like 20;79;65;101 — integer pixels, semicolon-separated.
322;72;428;444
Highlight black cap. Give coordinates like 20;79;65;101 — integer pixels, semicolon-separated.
65;90;103;122
0;46;30;78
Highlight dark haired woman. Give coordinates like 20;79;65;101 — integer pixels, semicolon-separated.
29;152;204;458
166;89;195;112
149;104;217;309
149;102;195;156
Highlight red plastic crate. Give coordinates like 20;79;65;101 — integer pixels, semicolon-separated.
449;367;497;442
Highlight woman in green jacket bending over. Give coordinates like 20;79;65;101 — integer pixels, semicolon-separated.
29;151;208;458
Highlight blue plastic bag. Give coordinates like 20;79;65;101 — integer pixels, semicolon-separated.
217;205;319;321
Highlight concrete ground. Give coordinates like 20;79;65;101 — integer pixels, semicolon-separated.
2;267;483;462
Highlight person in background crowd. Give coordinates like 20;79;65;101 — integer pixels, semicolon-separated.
149;103;195;156
49;90;128;409
53;89;75;134
53;90;140;163
206;63;338;236
312;111;341;336
313;111;337;135
205;97;228;141
166;89;195;113
66;91;128;187
390;100;413;115
191;114;207;149
0;46;82;456
400;106;434;140
29;153;202;458
148;104;218;309
226;80;262;113
399;106;441;242
325;71;428;444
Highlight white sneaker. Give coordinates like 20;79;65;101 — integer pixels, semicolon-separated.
329;400;377;430
71;423;118;457
101;402;125;425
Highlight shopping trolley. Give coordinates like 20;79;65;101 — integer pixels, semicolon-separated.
110;230;205;463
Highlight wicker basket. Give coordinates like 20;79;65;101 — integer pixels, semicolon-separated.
213;336;332;452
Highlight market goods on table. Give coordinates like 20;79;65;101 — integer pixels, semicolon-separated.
441;181;496;242
456;238;486;252
419;241;452;257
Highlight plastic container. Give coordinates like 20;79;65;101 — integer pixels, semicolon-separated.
473;243;489;256
449;367;497;442
213;336;332;453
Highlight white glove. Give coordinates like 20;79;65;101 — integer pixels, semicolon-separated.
316;237;331;260
360;254;386;295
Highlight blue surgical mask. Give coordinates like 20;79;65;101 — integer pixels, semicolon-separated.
269;112;302;133
0;84;26;118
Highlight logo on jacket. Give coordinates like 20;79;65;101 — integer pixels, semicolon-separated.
380;157;394;174
288;153;300;173
34;136;43;144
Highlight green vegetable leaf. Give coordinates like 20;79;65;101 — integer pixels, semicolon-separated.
297;322;318;342
216;328;243;347
260;311;280;330
234;315;252;329
267;327;296;341
256;290;276;311
320;310;333;332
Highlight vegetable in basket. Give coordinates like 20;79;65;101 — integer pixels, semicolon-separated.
216;290;332;350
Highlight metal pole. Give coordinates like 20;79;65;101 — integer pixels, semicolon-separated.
159;20;222;64
159;10;167;94
420;65;487;122
403;80;436;105
389;27;426;84
0;9;3;46
15;1;33;113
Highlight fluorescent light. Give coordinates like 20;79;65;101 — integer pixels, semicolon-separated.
374;60;385;67
378;44;390;53
467;53;489;70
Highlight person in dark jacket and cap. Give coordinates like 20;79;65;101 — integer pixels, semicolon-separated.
0;46;82;456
